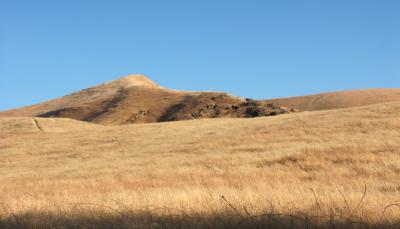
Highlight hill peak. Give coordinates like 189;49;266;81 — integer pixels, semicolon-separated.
110;74;161;88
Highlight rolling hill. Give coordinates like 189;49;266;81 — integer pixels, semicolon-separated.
264;88;400;111
0;75;293;125
2;75;399;126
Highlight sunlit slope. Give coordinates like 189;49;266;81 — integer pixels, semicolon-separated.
1;102;399;183
1;102;400;226
264;88;400;111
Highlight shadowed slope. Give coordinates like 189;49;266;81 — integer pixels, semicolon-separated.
264;88;400;111
0;74;293;125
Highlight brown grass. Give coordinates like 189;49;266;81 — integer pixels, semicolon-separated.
1;102;400;228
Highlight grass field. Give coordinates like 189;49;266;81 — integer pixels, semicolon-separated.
1;102;400;228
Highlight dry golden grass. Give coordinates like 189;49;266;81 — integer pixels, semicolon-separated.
1;102;400;228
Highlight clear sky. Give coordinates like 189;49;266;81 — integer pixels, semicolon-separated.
1;0;399;110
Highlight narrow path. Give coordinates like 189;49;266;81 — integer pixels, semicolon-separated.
32;118;45;132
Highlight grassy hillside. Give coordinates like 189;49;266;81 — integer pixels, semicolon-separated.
0;75;292;125
1;102;400;228
264;88;400;111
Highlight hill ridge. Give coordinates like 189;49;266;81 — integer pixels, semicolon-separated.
264;88;400;111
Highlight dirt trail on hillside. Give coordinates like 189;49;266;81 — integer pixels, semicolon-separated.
32;118;45;132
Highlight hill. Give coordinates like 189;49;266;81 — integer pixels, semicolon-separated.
264;88;400;111
0;74;293;125
1;102;400;228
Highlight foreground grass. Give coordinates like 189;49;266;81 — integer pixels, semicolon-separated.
1;102;400;228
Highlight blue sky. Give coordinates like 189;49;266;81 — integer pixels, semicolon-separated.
1;0;399;110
